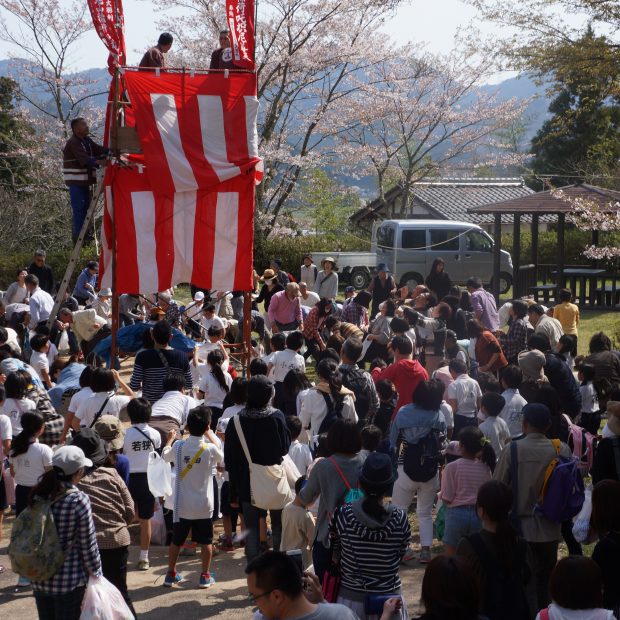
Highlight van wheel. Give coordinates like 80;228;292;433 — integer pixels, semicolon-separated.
399;272;424;290
350;268;370;290
491;272;513;295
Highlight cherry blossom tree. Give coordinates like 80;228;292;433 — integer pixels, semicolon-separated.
337;46;528;211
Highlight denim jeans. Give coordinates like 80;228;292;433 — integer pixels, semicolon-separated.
241;501;282;562
443;504;481;547
68;185;91;239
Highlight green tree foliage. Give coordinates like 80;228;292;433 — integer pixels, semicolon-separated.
299;169;361;239
530;29;620;185
0;77;35;189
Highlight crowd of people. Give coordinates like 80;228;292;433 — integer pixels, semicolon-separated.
0;251;619;620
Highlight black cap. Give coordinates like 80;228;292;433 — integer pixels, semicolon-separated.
246;375;274;408
69;428;107;466
522;403;551;430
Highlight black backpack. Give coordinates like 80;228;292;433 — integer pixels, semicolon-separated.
340;366;371;425
402;426;443;482
464;533;531;620
317;391;344;435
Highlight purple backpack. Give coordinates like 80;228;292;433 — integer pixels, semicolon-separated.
535;440;585;523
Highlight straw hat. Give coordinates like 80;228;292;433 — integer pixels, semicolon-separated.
260;268;276;281
321;256;337;269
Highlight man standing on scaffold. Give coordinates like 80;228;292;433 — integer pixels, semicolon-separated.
62;118;109;243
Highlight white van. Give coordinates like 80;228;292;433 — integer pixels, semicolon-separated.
375;219;513;293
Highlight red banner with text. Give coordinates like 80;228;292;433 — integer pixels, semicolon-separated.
226;0;255;70
87;0;127;74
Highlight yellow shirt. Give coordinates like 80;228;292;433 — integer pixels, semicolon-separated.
553;302;579;335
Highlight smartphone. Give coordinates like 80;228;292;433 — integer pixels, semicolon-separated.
286;549;303;574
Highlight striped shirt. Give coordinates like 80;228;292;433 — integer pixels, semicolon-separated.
31;485;101;595
441;457;492;507
130;347;193;403
330;502;410;594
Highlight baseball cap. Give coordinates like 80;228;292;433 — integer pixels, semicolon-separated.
193;291;205;301
344;286;355;294
53;446;92;476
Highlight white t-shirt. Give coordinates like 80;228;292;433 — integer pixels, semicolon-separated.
479;416;511;458
201;315;227;333
579;383;599;414
76;391;132;428
299;388;358;440
440;401;454;430
9;440;53;486
447;374;482;418
535;604;615;620
163;435;223;519
151;391;196;428
68;387;94;413
288;440;313;475
1;397;37;435
123;423;162;473
300;291;320;308
499;388;528;437
270;348;306;383
220;403;244;423
0;413;12;459
199;369;232;408
30;351;50;383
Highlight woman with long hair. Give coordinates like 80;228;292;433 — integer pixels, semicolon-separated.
302;298;333;362
456;480;533;620
425;258;452;301
440;425;495;554
276;368;313;418
467;319;508;375
198;348;232;430
4;267;29;305
330;452;411;620
28;446;101;619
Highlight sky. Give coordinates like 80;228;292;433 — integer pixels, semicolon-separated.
0;0;516;82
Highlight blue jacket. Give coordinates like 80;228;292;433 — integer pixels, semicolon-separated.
389;403;446;451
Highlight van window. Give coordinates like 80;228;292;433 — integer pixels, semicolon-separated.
401;229;426;249
429;229;460;251
376;225;395;249
465;230;493;252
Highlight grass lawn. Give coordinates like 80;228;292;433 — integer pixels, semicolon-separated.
575;309;620;356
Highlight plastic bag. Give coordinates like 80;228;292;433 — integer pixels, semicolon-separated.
151;502;167;546
146;451;172;498
80;575;134;620
572;483;592;544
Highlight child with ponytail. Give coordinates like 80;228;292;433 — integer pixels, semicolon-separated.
456;480;533;620
440;425;495;554
198;349;232;430
9;411;52;516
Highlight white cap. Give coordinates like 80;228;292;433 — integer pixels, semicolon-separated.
52;446;92;476
194;291;205;301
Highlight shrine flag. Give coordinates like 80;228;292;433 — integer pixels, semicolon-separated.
226;0;256;70
87;0;126;75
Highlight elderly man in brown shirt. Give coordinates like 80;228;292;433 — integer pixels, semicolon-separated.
493;403;571;611
139;32;173;68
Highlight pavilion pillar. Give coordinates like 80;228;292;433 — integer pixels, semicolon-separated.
557;213;566;289
493;212;501;302
531;213;539;279
512;213;521;298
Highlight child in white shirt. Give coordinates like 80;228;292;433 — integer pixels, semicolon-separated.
2;372;36;435
281;476;315;569
163;405;223;588
499;365;528;438
478;393;511;458
286;416;312;475
577;363;601;436
123;398;162;571
29;334;57;389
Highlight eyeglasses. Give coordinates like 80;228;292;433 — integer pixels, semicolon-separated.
247;589;273;603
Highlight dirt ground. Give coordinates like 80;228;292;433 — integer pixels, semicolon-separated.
0;516;428;619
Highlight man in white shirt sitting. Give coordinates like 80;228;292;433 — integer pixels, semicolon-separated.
25;274;54;330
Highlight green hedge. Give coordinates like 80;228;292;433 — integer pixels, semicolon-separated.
253;233;371;273
0;245;99;290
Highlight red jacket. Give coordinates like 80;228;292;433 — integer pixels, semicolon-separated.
379;358;429;416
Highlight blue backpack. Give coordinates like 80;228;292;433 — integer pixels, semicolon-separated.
535;439;585;523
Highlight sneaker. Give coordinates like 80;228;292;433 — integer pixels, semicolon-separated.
163;571;183;587
137;559;150;571
16;576;31;588
419;548;432;564
199;572;216;589
180;541;197;556
219;537;234;552
401;547;416;563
